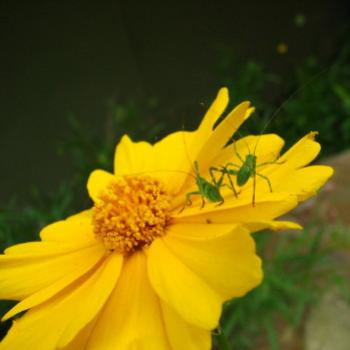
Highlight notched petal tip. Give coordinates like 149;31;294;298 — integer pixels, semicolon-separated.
245;106;255;120
278;131;322;170
308;131;319;139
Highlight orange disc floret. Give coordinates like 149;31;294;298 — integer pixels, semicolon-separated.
92;175;171;255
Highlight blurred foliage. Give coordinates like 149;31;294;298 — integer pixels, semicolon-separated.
216;38;350;154
0;183;76;338
57;98;167;190
1;34;350;348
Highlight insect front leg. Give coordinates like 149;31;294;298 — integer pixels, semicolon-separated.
220;166;240;198
179;191;202;213
223;163;244;197
226;162;241;169
209;167;223;187
256;159;286;168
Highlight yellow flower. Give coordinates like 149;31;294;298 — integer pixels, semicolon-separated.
0;88;333;350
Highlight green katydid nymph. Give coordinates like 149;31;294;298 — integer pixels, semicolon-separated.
179;160;225;213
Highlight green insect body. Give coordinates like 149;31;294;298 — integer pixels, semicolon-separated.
236;154;257;187
180;161;224;212
196;174;223;203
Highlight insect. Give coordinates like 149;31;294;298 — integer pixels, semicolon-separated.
210;140;284;206
179;160;225;213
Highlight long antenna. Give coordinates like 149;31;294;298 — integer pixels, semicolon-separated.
221;107;253;154
253;66;329;154
181;114;197;175
231;129;252;154
115;168;196;180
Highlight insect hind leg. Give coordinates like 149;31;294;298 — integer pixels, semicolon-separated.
209;167;224;187
255;172;273;192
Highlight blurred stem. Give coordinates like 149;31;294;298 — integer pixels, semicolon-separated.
217;329;231;350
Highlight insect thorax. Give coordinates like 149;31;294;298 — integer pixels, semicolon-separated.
245;154;257;169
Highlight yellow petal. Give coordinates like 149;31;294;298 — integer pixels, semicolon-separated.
3;241;83;256
60;319;97;350
152;130;196;194
175;192;298;225
229;133;325;204
167;222;238;240
232;135;332;206
197;87;229;135
173;193;302;233
173;101;252;201
57;254;123;348
87;169;115;203
113;133;193;196
66;209;92;221
274;165;334;201
161;301;211;350
195;101;251;171
2;245;105;320
0;243;105;300
243;220;302;232
0;253;122;350
211;134;285;169
279;132;321;169
114;134;155;175
147;238;222;329
163;224;262;299
86;251;170;350
39;211;95;245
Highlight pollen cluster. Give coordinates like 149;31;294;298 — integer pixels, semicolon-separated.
92;176;171;255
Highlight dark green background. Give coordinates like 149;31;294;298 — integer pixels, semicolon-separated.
0;1;349;204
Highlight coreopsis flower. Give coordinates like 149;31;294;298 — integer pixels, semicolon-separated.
0;88;332;350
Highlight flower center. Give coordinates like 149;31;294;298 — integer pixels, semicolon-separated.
92;175;171;255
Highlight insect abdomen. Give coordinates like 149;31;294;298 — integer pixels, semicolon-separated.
237;166;251;186
204;183;223;202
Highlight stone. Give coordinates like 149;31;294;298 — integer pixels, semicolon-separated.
305;289;350;350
